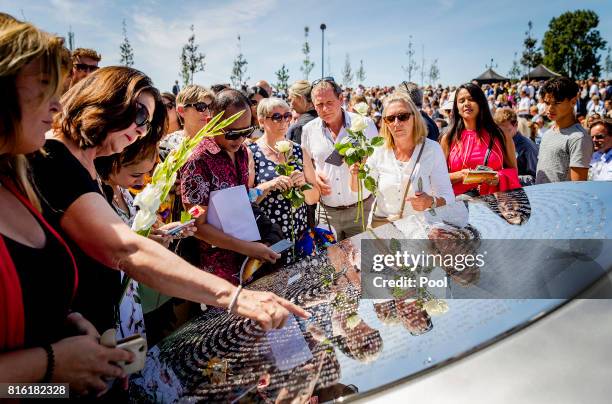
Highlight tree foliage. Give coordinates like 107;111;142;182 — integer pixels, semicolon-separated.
119;19;134;67
520;21;543;74
275;64;290;94
180;25;206;86
509;52;522;80
342;53;353;87
402;35;419;81
542;10;606;79
67;26;74;51
356;60;366;84
300;26;315;80
230;35;249;88
428;58;440;85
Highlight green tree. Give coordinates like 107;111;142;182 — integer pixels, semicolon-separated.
521;21;543;76
119;19;134;67
180;25;206;86
356;60;366;84
300;26;315;80
542;10;607;79
67;26;74;51
341;53;353;87
275;64;290;94
230;35;249;88
605;47;612;79
509;52;522;80
428;58;440;85
402;35;419;82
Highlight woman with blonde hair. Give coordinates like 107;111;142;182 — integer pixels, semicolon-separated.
350;93;454;227
0;13;134;395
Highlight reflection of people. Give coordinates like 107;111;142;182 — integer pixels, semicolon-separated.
395;299;433;336
476;188;532;225
428;223;482;286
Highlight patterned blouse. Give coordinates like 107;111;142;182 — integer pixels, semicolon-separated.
180;138;250;284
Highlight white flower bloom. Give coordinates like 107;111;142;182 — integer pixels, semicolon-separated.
131;209;157;232
275;140;292;153
350;114;368;133
353;102;369;116
423;299;449;316
133;183;164;214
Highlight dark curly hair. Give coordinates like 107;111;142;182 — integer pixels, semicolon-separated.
540;77;580;103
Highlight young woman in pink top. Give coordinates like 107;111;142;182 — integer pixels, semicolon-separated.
440;83;520;196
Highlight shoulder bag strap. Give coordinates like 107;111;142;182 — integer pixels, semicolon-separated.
483;134;495;167
397;141;426;219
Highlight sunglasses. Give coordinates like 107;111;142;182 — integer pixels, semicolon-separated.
383;112;412;124
74;63;99;73
223;126;256;140
311;76;336;87
249;99;259;106
135;102;151;128
592;134;608;140
266;112;292;122
184;102;210;112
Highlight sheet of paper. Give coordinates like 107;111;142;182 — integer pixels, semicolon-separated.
266;315;313;371
207;185;261;241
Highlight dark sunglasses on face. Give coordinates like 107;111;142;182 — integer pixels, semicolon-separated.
223;126;256;140
267;112;292;122
249;98;259;106
383;112;412;124
135;102;151;128
184;102;210;112
74;63;99;73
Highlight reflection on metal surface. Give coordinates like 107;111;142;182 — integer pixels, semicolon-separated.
131;182;612;403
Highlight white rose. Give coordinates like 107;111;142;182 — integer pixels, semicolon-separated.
133;183;164;213
275;140;292;153
131;209;157;232
353;102;369;116
423;299;449;316
350;114;368;133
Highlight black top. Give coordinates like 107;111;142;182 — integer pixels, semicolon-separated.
513;132;539;186
421;110;440;142
3;219;75;347
287;110;318;144
29;139;121;332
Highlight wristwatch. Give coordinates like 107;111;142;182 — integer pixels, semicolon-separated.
430;196;438;209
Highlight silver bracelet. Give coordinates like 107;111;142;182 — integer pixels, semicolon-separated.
227;285;243;314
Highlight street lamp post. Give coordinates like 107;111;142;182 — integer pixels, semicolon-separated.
320;23;326;78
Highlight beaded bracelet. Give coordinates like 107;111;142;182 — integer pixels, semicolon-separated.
42;344;55;382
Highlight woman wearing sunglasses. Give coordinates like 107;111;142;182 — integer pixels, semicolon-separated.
0;13;134;396
161;92;182;136
349;93;454;227
28;67;308;349
248;98;319;261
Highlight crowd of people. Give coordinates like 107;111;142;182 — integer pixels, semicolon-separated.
1;11;611;399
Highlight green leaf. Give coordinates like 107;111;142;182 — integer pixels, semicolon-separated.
366;146;375;156
364;176;377;193
390;238;401;254
370;136;385;147
301;183;313;191
180;211;192;223
345;148;356;157
357;170;366;180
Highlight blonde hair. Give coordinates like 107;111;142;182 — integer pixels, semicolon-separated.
71;47;101;62
0;13;71;209
256;97;290;119
493;107;517;125
380;93;426;149
288;80;312;101
176;84;213;106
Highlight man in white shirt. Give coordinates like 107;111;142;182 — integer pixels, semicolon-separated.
302;78;378;240
589;118;612;181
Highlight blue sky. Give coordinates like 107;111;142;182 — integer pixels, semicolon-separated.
2;0;610;92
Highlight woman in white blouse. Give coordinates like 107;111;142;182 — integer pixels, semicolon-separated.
350;93;454;227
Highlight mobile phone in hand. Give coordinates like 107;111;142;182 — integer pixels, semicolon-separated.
164;219;195;236
269;239;293;253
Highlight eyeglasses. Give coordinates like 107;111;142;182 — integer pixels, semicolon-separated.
135;102;151;128
163;101;175;110
74;63;99;73
222;126;256;140
266;112;292;122
184;102;210;112
311;76;336;87
383;112;412;124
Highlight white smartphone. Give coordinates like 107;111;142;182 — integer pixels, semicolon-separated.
164;219;196;236
115;335;147;374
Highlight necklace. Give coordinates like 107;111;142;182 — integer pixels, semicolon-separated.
259;138;284;161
